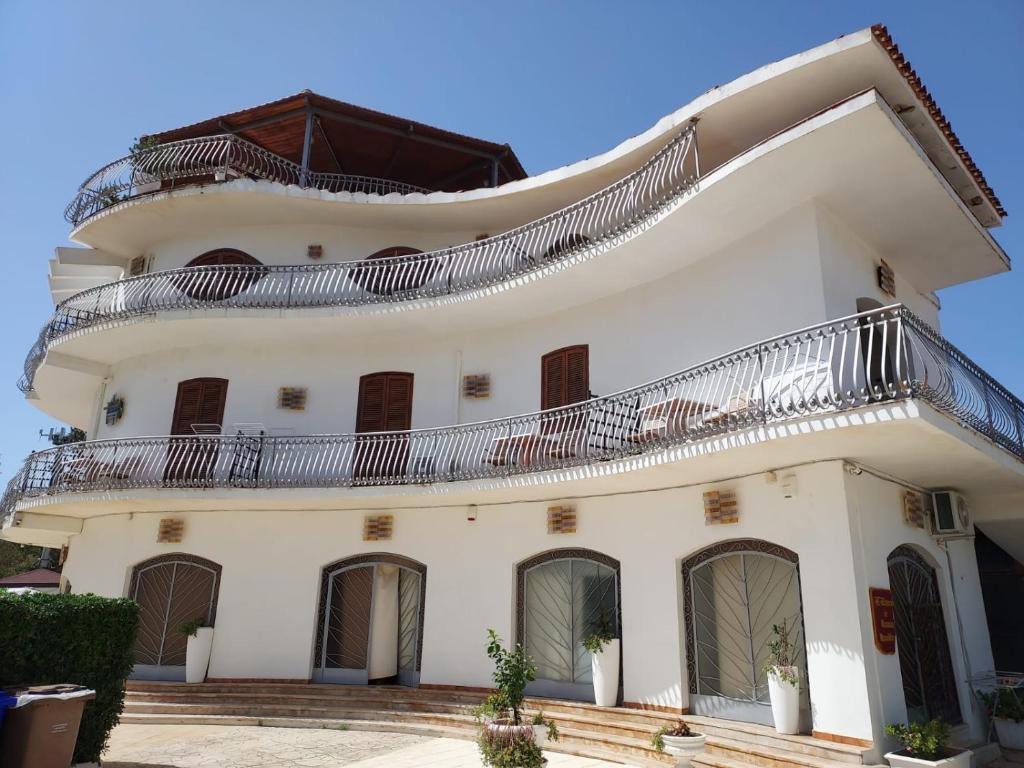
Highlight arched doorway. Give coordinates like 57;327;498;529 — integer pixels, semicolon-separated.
516;549;621;702
681;540;808;726
887;546;962;723
312;554;426;686
177;248;265;301
854;297;906;401
128;554;222;680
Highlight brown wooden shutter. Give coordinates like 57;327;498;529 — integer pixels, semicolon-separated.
541;346;589;409
356;372;413;432
170;378;228;435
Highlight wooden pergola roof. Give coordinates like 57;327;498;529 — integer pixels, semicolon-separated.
148;91;528;192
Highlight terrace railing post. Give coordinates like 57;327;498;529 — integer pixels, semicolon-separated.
299;109;314;188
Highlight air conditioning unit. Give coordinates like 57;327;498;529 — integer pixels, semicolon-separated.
930;491;971;536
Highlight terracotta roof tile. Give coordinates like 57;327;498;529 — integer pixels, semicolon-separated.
871;24;1006;218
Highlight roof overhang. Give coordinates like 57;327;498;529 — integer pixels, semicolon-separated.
147;91;527;193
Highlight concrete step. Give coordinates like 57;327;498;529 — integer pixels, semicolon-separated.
121;682;874;768
121;694;859;763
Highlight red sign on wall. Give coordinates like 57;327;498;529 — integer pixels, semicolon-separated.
869;587;896;655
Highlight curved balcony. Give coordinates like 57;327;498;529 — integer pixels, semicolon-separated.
5;306;1022;523
21;126;698;394
65;134;431;227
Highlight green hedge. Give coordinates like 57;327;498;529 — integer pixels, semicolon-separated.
0;592;139;764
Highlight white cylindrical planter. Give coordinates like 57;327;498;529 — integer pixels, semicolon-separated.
185;627;214;683
767;666;800;734
994;718;1024;750
662;733;707;768
885;748;972;768
591;639;620;707
531;724;548;750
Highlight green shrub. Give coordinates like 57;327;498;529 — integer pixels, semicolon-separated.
885;719;952;761
978;688;1024;723
0;592;139;764
477;725;544;768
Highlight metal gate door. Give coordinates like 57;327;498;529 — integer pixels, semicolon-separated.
129;554;221;681
519;552;619;701
887;546;962;723
682;542;807;726
313;556;425;686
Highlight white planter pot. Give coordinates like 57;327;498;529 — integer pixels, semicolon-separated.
885;748;972;768
591;639;620;707
662;733;707;767
531;723;548;750
185;627;214;683
767;666;800;735
994;718;1024;750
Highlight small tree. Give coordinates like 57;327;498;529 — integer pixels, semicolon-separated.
763;619;799;686
484;629;536;725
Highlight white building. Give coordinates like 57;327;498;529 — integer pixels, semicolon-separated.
3;24;1022;758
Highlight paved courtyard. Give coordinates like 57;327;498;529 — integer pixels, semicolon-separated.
103;724;637;767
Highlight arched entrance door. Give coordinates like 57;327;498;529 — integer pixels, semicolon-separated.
681;540;808;726
312;554;426;686
887;546;962;723
128;554;222;680
516;549;621;702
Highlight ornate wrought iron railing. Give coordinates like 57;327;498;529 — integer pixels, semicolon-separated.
64;134;431;226
5;306;1022;525
22;126;699;394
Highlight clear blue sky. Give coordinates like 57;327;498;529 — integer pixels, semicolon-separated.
0;1;1021;485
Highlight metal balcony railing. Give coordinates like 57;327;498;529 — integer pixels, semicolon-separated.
21;126;699;394
64;134;430;226
4;306;1022;526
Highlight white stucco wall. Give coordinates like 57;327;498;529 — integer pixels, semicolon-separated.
146;224;485;273
63;460;892;742
93;205;829;440
815;204;940;328
842;468;994;749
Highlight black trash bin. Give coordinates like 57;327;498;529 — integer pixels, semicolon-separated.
0;684;96;768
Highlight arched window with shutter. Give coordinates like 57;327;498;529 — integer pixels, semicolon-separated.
354;372;414;482
541;345;589;410
165;377;229;483
177;249;266;301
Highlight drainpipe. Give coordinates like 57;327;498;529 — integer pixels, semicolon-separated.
91;376;111;439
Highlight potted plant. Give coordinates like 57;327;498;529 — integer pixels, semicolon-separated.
129;136;162;194
475;629;557;767
763;620;800;734
178;617;214;683
979;687;1024;749
652;720;706;767
582;611;620;707
885;719;971;768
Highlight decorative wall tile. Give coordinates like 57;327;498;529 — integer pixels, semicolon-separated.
157;518;185;543
462;374;491;399
703;489;738;525
278;387;308;411
307;244;323;260
902;490;927;530
105;395;125;426
363;514;393;541
547;505;577;534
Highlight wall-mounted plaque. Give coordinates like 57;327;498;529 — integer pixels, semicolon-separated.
869;587;896;654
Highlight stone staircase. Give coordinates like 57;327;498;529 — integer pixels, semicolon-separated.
121;682;875;768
